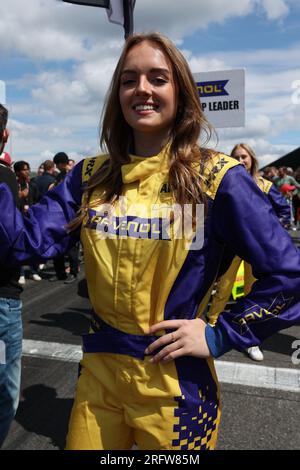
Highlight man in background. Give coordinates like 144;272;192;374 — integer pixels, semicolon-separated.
48;152;79;284
34;159;56;199
0;104;23;447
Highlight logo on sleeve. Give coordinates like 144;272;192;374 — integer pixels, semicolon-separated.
232;293;294;335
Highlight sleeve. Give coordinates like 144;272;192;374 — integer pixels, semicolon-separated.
0;160;84;266
290;177;300;189
267;184;291;227
208;165;300;354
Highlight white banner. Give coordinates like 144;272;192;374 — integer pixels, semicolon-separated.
193;69;245;128
0;80;6;104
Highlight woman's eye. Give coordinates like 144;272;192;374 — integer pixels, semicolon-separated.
153;77;167;85
121;79;136;85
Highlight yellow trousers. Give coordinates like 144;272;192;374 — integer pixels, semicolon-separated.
207;257;256;326
66;352;221;450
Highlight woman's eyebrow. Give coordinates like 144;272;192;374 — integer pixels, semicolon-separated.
149;67;171;75
121;67;171;75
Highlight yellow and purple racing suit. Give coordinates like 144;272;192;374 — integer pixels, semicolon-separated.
207;175;291;325
0;148;299;450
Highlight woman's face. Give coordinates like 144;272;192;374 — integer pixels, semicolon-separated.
119;41;178;141
18;165;30;179
232;146;252;172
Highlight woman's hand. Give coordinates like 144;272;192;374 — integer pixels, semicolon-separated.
145;318;211;363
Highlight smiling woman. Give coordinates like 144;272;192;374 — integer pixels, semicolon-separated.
0;32;300;451
118;41;178;151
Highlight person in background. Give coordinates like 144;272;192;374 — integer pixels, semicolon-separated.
13;161;41;284
275;167;300;195
276;167;300;227
293;167;300;228
48;152;79;284
34;160;56;199
36;163;44;177
0;151;12;170
207;143;291;362
279;183;298;229
263;166;278;184
53;152;71;185
68;158;76;170
14;161;39;210
0;104;23;448
286;167;295;177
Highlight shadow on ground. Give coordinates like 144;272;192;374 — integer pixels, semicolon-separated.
29;308;92;337
14;384;73;449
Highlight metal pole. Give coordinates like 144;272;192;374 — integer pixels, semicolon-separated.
123;0;135;39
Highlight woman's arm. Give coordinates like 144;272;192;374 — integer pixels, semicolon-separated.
0;160;84;266
125;164;300;364
210;165;300;355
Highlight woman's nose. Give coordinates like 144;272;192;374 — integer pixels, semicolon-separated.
136;76;151;95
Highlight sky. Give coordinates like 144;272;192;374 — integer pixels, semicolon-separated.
0;0;299;170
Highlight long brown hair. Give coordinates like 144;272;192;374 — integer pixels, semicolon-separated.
69;32;214;230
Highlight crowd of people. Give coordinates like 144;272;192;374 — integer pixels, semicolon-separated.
0;151;79;285
262;165;300;227
0;31;300;451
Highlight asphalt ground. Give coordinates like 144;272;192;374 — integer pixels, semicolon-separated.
2;250;300;451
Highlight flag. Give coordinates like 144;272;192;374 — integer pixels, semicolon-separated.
62;0;136;38
106;0;136;37
106;0;124;25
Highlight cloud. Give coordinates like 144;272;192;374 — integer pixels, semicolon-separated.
31;71;91;113
214;134;295;168
0;0;290;62
8;117;99;169
0;0;87;61
217;114;272;139
134;0;255;39
260;0;290;20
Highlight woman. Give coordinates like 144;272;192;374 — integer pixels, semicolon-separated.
207;143;291;362
0;33;300;450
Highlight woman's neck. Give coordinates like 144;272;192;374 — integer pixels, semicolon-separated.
133;131;171;158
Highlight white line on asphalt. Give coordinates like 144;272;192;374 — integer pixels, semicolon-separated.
22;339;82;363
214;361;300;393
22;339;300;393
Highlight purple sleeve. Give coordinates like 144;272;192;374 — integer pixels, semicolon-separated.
212;165;300;352
267;184;291;227
0;160;84;266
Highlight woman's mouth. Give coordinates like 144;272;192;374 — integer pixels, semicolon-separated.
132;103;159;112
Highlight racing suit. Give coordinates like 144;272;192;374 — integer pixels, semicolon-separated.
207;176;291;325
0;148;299;450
